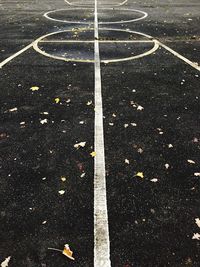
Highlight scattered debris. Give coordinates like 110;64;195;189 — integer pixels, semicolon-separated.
192;233;200;240
194;173;200;177
125;159;130;164
137;148;143;154
61;176;67;182
80;172;86;178
150;178;158;183
195;218;200;228
48;244;75;261
1;256;11;267
86;101;92;106
58;190;65;195
187;159;195;164
8;107;17;112
90;151;96;157
55;98;60;104
42;221;47;225
40;119;48;124
135;172;144;179
63;244;75;260
30;86;39;91
131;123;137;127
124;124;129;128
165;163;170;169
168;144;173;148
74;142;86;149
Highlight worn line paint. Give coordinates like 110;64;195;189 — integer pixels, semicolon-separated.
157;41;200;72
33;28;158;63
64;0;128;7
94;0;111;266
0;43;33;68
40;40;154;43
44;8;148;25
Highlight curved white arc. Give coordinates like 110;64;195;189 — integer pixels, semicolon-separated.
44;8;148;25
102;41;159;63
64;0;128;7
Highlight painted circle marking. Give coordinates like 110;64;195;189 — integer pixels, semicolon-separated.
44;8;148;25
33;28;159;63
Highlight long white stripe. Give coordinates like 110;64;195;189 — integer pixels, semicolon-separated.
94;0;111;266
0;43;33;68
157;41;200;72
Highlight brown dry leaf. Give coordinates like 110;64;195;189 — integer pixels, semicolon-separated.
62;244;75;260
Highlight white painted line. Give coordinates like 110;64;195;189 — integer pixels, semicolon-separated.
64;0;128;7
33;28;159;63
157;41;200;72
94;0;111;266
0;43;33;68
44;8;148;25
40;39;154;43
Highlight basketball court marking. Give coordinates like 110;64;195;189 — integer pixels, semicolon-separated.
44;8;148;25
32;28;158;63
94;1;111;266
64;0;128;7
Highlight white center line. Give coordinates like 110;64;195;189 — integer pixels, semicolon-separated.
94;0;111;266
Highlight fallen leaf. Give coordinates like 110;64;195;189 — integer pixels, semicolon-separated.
90;151;96;157
55;98;60;104
165;163;170;169
1;256;11;267
168;144;173;148
80;173;86;178
58;190;65;195
86;101;92;106
192;233;200;240
187;159;195;164
61;176;67;182
150;178;158;183
137;105;144;111
135;172;144;179
62;244;75;260
195;218;200;228
30;86;39;91
74;142;86;149
137;148;143;154
40;119;48;124
9;107;17;112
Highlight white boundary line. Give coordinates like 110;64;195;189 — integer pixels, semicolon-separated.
43;8;148;25
64;0;128;7
94;0;111;266
156;40;200;71
0;43;34;68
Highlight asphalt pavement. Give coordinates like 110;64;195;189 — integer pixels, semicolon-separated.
0;0;200;266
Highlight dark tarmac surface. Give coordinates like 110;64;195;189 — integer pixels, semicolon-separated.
0;0;200;266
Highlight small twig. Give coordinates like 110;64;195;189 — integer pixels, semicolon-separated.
48;247;63;253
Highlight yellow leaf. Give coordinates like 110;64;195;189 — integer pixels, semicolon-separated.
55;98;60;104
61;176;67;182
90;151;96;157
135;172;144;179
62;244;75;260
30;86;39;91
